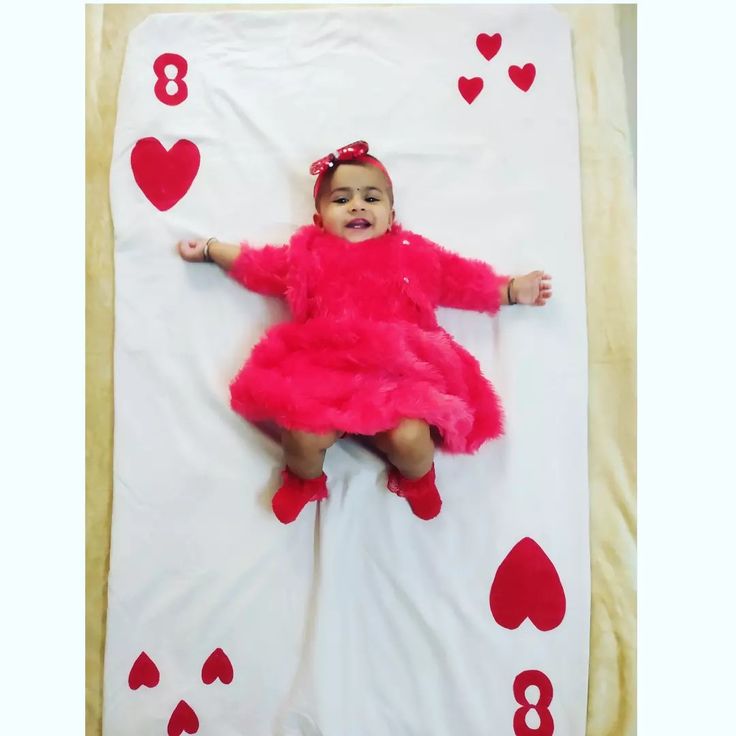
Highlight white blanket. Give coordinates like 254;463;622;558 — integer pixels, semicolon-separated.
105;6;589;735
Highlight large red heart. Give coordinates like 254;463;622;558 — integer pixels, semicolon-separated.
489;537;566;631
167;700;199;736
130;137;200;211
128;651;160;690
458;76;484;105
201;647;234;685
508;63;536;92
476;32;502;61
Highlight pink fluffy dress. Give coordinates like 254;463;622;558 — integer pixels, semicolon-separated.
228;224;508;454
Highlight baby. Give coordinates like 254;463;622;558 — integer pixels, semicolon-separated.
178;141;552;524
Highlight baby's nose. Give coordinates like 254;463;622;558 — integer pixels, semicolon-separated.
349;199;365;211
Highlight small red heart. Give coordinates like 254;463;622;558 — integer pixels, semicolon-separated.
201;647;234;685
508;63;536;92
128;651;160;690
489;537;566;631
458;76;484;105
476;32;502;61
167;700;199;736
130;137;200;211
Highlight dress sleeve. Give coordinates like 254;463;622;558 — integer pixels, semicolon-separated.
432;242;509;315
227;242;289;297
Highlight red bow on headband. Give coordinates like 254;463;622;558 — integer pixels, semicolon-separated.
309;140;370;176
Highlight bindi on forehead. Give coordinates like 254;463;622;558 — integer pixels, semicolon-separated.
330;185;383;194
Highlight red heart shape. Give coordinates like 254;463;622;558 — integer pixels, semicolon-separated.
476;32;502;61
167;700;199;736
508;63;536;92
458;76;483;105
130;137;200;211
201;647;234;685
128;651;160;690
489;537;566;631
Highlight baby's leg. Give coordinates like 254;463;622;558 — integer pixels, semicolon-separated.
371;419;435;479
281;428;341;479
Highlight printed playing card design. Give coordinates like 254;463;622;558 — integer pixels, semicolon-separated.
167;700;199;736
130;137;200;211
458;76;484;104
490;537;567;631
201;648;234;685
153;52;190;106
509;63;537;91
457;31;536;103
106;6;588;736
125;648;235;732
476;32;502;60
513;670;555;736
128;651;160;690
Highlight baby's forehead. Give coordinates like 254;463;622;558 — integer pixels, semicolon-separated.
330;164;388;191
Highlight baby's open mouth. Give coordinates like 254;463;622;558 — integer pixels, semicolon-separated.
347;219;371;229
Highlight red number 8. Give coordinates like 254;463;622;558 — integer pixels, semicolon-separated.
153;53;188;106
513;669;554;736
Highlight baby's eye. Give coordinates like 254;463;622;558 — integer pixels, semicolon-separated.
333;197;348;204
365;196;379;203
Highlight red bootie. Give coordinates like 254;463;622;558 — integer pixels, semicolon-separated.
387;463;442;520
272;467;328;524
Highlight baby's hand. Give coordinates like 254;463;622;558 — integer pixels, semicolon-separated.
513;271;553;306
177;238;207;262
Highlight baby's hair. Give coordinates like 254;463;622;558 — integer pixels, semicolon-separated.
315;159;395;209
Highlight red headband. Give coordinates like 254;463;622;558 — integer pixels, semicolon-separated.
310;140;392;200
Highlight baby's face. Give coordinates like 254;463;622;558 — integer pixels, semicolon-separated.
314;164;395;243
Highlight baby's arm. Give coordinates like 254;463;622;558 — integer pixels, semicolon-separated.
178;238;240;270
177;237;289;297
428;240;552;311
435;245;507;314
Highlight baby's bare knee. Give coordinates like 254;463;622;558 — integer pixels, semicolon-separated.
384;419;433;459
282;428;340;456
